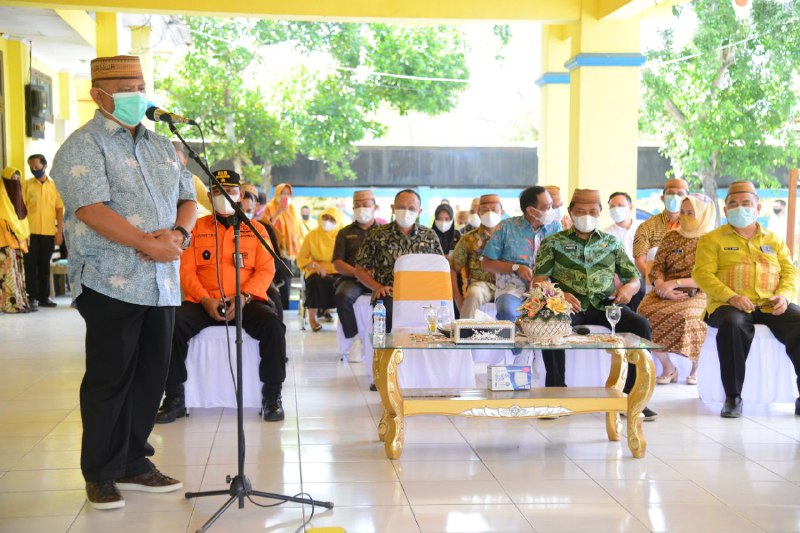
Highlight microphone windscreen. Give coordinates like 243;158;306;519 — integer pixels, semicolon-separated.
145;106;159;121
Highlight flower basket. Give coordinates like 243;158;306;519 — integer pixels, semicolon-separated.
516;281;575;344
518;317;573;344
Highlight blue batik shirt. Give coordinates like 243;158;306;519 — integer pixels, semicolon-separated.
482;215;562;298
51;110;195;306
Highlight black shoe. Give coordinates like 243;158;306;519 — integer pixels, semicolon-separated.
369;383;378;391
796;398;800;416
144;442;155;457
262;396;285;422
721;395;743;418
155;395;186;424
642;407;658;421
29;299;39;310
38;298;57;308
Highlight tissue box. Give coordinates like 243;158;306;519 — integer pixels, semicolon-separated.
488;365;532;391
452;320;515;344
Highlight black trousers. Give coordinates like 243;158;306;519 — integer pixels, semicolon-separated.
335;277;370;339
165;300;287;396
266;283;283;323
24;233;55;302
305;273;338;309
542;305;652;388
706;304;800;398
76;286;174;482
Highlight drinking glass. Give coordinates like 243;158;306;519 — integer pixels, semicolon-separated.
424;305;438;334
605;305;622;337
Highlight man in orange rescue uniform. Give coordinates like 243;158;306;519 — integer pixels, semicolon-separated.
156;169;287;423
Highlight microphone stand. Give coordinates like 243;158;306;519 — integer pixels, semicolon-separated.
169;125;333;532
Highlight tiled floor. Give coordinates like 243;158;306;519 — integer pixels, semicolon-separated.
1;297;800;532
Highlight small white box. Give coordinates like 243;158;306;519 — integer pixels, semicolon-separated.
488;365;532;391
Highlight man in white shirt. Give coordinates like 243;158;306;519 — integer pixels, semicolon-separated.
604;191;642;262
604;191;643;310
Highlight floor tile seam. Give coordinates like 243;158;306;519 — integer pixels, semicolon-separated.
615;499;767;533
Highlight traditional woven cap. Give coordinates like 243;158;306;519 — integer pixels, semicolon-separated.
90;55;143;82
479;194;502;204
664;177;689;191
353;189;375;201
571;188;601;206
545;185;562;204
240;183;258;198
211;169;240;189
726;181;757;198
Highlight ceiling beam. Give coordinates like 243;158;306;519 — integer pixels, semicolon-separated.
3;0;585;23
54;8;96;47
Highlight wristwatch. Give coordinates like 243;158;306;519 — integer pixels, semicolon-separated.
173;225;191;250
511;263;520;273
242;292;253;305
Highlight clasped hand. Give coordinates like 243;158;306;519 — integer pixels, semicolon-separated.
137;229;183;262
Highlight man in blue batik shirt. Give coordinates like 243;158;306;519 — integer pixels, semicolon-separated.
51;55;196;511
481;185;562;322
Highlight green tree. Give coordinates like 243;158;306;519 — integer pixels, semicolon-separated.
156;18;469;185
641;0;800;221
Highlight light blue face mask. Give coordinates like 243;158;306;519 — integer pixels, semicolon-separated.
664;194;683;213
100;89;148;127
727;206;758;228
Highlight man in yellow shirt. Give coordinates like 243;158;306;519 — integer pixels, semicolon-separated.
694;181;800;418
23;154;64;308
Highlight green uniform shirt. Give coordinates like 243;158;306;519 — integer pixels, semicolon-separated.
533;228;640;311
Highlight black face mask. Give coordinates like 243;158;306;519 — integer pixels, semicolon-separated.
301;214;310;221
31;168;46;179
774;207;783;215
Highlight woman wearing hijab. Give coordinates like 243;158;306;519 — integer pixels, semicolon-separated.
432;203;460;255
297;207;342;332
638;194;716;385
0;167;33;313
261;183;303;309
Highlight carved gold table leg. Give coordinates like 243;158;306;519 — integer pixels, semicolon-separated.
374;347;388;442
625;348;655;458
381;348;405;459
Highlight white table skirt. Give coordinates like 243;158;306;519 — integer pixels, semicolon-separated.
698;325;798;404
184;326;263;408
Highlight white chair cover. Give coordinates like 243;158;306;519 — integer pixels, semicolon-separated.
563;325;692;386
698;325;798;404
185;326;263;408
392;254;476;389
338;295;374;363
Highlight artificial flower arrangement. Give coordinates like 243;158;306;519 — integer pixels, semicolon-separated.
516;280;575;342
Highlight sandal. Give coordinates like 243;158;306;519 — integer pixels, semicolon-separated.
686;375;698;385
656;369;678;385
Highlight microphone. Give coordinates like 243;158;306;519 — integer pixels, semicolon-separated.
145;106;197;126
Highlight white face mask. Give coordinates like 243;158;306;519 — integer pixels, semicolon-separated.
539;208;556;225
610;206;629;224
552;206;563;221
480;211;502;229
353;207;374;225
467;213;481;228
435;219;453;233
394;209;418;229
321;220;337;232
572;214;599;233
213;192;240;215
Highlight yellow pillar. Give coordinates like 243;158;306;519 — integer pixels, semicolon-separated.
536;24;571;194
77;79;96;126
6;40;27;172
566;10;643;214
58;71;73;121
95;12;119;57
129;25;153;91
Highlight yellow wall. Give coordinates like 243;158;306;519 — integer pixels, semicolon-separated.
0;38;9;169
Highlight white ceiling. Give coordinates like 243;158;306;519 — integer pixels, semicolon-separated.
0;7;96;77
0;8;191;79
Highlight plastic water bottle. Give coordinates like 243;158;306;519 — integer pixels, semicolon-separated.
373;300;386;346
437;300;452;331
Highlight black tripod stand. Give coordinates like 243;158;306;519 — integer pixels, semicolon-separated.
170;125;333;532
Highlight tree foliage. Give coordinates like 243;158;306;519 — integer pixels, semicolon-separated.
156;18;469;184
641;0;800;219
